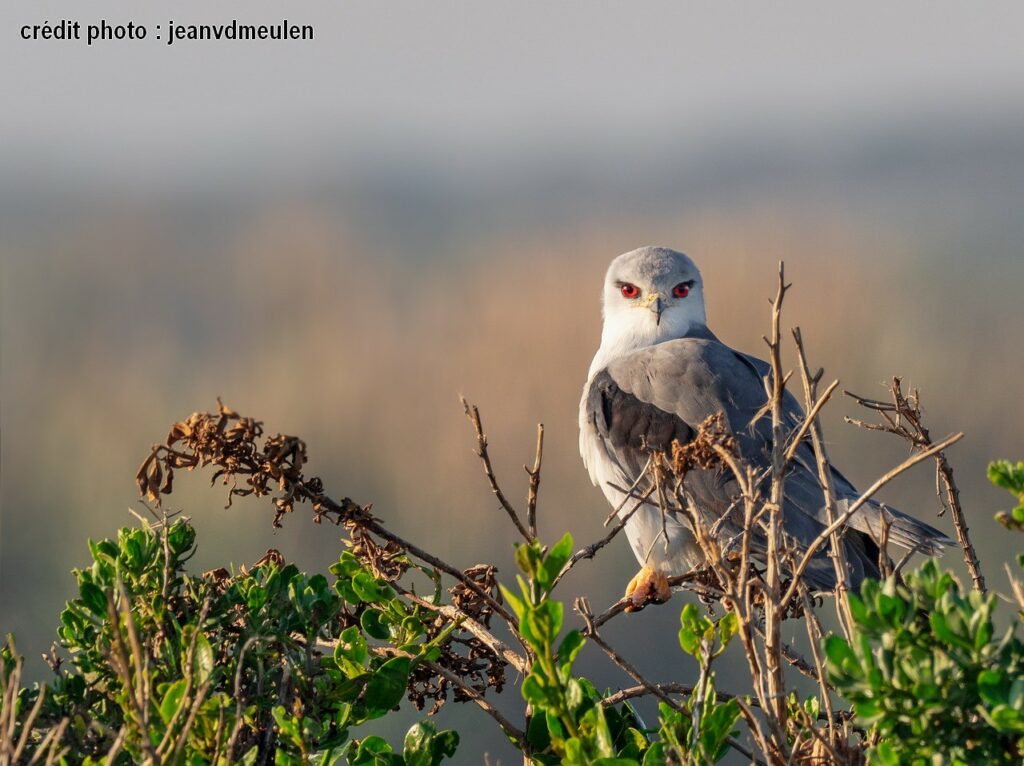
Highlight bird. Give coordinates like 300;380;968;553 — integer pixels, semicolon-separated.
578;246;952;610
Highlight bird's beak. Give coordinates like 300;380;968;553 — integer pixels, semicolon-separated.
648;295;665;325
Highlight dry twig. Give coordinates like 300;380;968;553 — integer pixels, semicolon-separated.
845;379;985;593
461;397;534;543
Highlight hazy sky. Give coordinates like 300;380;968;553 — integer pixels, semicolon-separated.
4;1;1024;182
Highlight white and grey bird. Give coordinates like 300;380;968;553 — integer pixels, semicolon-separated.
579;246;952;608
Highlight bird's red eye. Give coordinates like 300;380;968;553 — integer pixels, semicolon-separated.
673;282;690;298
620;283;639;298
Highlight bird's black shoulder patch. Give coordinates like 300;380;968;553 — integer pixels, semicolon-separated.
588;368;695;453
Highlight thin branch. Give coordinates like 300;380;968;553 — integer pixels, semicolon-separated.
11;686;45;763
588;571;723;631
392;584;529;675
225;636;266;761
28;718;68;766
601;680;849;727
424;660;527;749
792;327;853;638
782;378;839;466
797;579;835;739
462;397;533;542
781;431;964;607
604;455;656;525
763;261;791;747
599;682;697;707
104;591;160;766
170;681;213;764
362;517;521;632
845;381;986;593
549;484;656;590
751;621;820;684
525;424;544;540
157;595;212;758
575;598;684;714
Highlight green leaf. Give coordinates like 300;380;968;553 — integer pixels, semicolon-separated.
929;612;972;653
159;679;187;724
500;585;525;621
846;592;869;625
310;747;347;766
361;609;391;640
335;626;369;676
642;744;665;766
363;656;411;716
514;543;542;578
824;635;857;674
978;669;1005;705
191;631;214;685
869;740;899;766
557;630;585;669
403;721;459;766
678;603;710;656
351;571;393;604
524;600;564;646
718;612;739;649
989;460;1024;496
247;585;268;612
539;600;564;639
525;711;552;751
78;582;108;616
565;678;583;713
167;521;196;555
346;736;399;766
539;533;574;590
521;673;548;706
803;695;820;721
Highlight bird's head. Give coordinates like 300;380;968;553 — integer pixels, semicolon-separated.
600;246;707;352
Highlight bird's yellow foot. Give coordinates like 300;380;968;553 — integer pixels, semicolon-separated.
624;566;671;612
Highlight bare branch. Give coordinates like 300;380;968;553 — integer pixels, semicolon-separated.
781;431;964;607
461;397;533;543
845;380;986;593
575;598;684;714
792;327;853;638
550;484;656;591
423;660;527;750
763;261;790;746
392;584;529;675
781;378;839;466
525;424;544;540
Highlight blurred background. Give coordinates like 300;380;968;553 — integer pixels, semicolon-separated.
3;2;1024;761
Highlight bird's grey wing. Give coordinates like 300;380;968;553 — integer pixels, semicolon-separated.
590;338;840;590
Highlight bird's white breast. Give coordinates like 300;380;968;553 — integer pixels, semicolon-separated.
578;369;702;576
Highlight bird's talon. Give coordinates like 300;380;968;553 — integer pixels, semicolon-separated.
624;566;671;612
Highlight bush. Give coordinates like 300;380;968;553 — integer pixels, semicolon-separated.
826;461;1024;765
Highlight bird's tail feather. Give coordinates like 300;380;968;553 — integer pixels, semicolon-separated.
840;498;954;555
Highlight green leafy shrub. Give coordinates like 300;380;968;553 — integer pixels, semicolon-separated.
504;535;742;764
827;462;1024;765
1;523;749;765
4;515;462;765
990;460;1024;532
